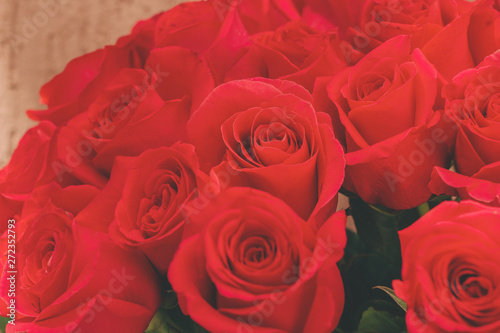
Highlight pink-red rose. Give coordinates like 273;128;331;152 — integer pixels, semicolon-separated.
348;0;500;81
227;0;301;34
295;0;366;36
394;200;500;332
430;51;500;206
54;46;214;182
227;20;362;90
77;144;207;276
155;1;250;84
0;185;160;332
169;187;347;333
187;78;345;229
27;14;159;125
0;122;84;227
325;36;453;209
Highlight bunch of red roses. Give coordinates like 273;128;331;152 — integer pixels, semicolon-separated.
1;0;500;332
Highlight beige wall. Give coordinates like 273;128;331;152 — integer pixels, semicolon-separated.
0;0;185;167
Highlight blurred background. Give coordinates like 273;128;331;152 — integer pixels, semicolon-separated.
0;0;185;167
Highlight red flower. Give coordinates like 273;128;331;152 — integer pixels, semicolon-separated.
430;51;500;206
226;20;363;90
394;200;500;332
324;36;453;209
295;0;366;37
155;1;250;84
77;144;208;276
347;0;500;81
169;187;346;333
187;78;345;229
53;46;214;183
227;0;300;33
0;122;86;227
27;14;160;125
0;185;160;333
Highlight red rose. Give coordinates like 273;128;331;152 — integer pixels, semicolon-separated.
431;164;500;207
227;0;300;34
51;67;157;188
0;122;84;227
155;1;250;84
27;14;159;125
0;182;99;272
169;187;346;333
430;51;500;206
294;0;366;37
18;183;100;223
187;78;345;229
226;20;363;91
393;200;500;332
54;46;214;182
0;122;55;225
347;0;500;80
0;185;160;333
325;36;453;209
77;144;208;276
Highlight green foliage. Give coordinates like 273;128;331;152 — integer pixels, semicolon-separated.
337;230;404;332
145;195;454;333
145;289;206;333
349;197;420;263
356;307;406;333
0;316;8;332
373;286;407;312
337;195;452;332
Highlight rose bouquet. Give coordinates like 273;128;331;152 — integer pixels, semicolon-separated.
1;0;500;332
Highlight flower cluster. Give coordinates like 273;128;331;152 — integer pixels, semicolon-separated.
1;0;499;332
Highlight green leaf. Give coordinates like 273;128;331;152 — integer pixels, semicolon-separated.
145;309;181;333
338;252;403;331
373;286;407;312
357;307;406;333
0;316;9;332
349;197;424;263
145;306;207;333
146;300;207;333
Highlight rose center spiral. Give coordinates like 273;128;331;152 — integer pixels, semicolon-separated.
450;267;492;300
139;170;180;238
